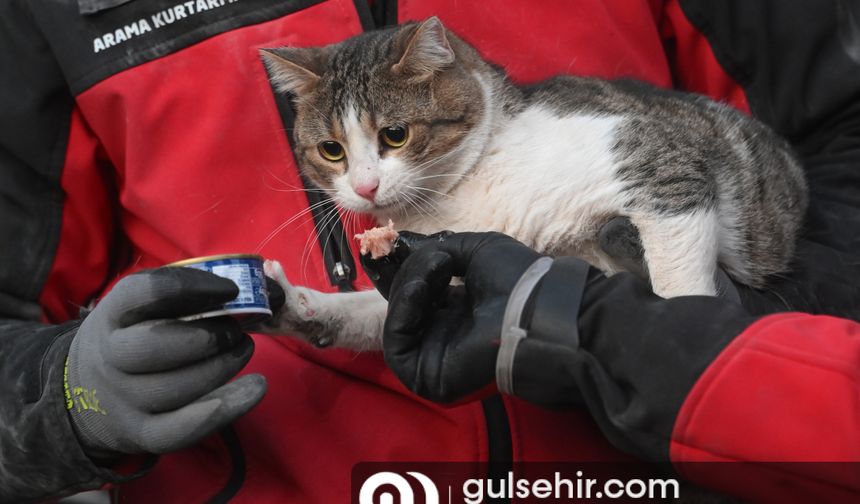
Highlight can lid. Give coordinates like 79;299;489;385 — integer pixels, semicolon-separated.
168;253;264;267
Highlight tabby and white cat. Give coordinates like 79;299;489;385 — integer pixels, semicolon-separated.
259;17;807;350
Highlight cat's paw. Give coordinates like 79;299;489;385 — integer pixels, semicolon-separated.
262;259;334;347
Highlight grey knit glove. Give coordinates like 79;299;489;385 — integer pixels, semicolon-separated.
64;267;267;458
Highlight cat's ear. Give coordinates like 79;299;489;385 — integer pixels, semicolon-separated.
392;16;455;80
260;47;327;96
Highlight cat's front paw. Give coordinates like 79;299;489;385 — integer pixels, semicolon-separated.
262;259;335;347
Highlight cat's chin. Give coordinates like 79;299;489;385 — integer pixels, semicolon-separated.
365;201;408;221
338;200;396;217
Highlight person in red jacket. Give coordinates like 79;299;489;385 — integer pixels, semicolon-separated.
0;0;858;502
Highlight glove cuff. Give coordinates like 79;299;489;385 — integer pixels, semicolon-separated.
65;325;117;459
524;256;592;349
497;257;592;399
495;256;553;395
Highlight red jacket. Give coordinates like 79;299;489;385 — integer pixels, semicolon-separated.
1;0;858;502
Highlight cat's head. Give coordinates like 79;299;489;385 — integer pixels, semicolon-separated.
261;17;495;216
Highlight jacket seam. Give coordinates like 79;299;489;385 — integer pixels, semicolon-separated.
27;93;74;306
675;1;753;88
33;323;81;403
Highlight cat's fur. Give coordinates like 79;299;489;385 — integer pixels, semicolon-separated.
259;17;807;350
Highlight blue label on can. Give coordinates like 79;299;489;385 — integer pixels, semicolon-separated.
185;257;269;311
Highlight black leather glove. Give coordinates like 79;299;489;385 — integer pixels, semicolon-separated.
360;230;453;300
380;232;544;403
367;230;760;463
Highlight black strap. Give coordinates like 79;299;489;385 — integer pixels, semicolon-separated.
480;396;512;504
207;426;246;504
526;257;591;349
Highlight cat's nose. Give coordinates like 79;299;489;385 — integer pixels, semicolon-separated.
354;180;379;201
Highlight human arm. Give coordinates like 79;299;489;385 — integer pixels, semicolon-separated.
0;269;270;503
0;1;116;498
371;231;860;502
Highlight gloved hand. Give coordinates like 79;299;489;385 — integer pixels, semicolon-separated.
380;232;544;403
371;230;759;463
360;230;453;300
64;267;268;459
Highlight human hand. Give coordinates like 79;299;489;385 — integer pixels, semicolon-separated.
64;267;267;459
380;232;544;403
385;228;757;459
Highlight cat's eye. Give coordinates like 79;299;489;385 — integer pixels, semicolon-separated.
318;141;345;161
380;125;409;148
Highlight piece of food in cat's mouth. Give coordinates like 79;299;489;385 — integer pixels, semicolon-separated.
355;220;399;259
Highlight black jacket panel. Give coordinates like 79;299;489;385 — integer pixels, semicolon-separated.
680;0;860;318
0;321;149;503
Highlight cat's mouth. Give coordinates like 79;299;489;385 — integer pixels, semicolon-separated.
368;200;398;211
336;197;395;214
337;188;423;214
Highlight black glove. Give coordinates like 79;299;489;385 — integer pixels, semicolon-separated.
370;230;760;463
380;232;544;403
360;230;453;300
65;267;268;459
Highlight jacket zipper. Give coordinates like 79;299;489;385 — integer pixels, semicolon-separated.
266;65;357;292
300;179;356;292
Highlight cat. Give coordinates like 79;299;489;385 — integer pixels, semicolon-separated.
258;17;808;350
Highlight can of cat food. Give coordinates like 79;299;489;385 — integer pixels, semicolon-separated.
168;254;271;326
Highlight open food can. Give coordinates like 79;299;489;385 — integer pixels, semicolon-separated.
169;254;272;326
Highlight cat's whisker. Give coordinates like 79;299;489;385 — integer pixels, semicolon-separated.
316;205;355;285
347;207;361;247
411;196;446;228
412;172;481;182
255;198;333;253
305;204;340;263
265;185;329;193
310;203;348;279
401;187;446;229
404;185;444;209
408;131;476;176
406;185;450;199
262;181;329;194
405;145;462;174
298;225;320;286
260;167;331;194
407;150;456;174
398;188;446;216
300;204;341;284
404;191;441;219
400;192;426;223
346;208;363;265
